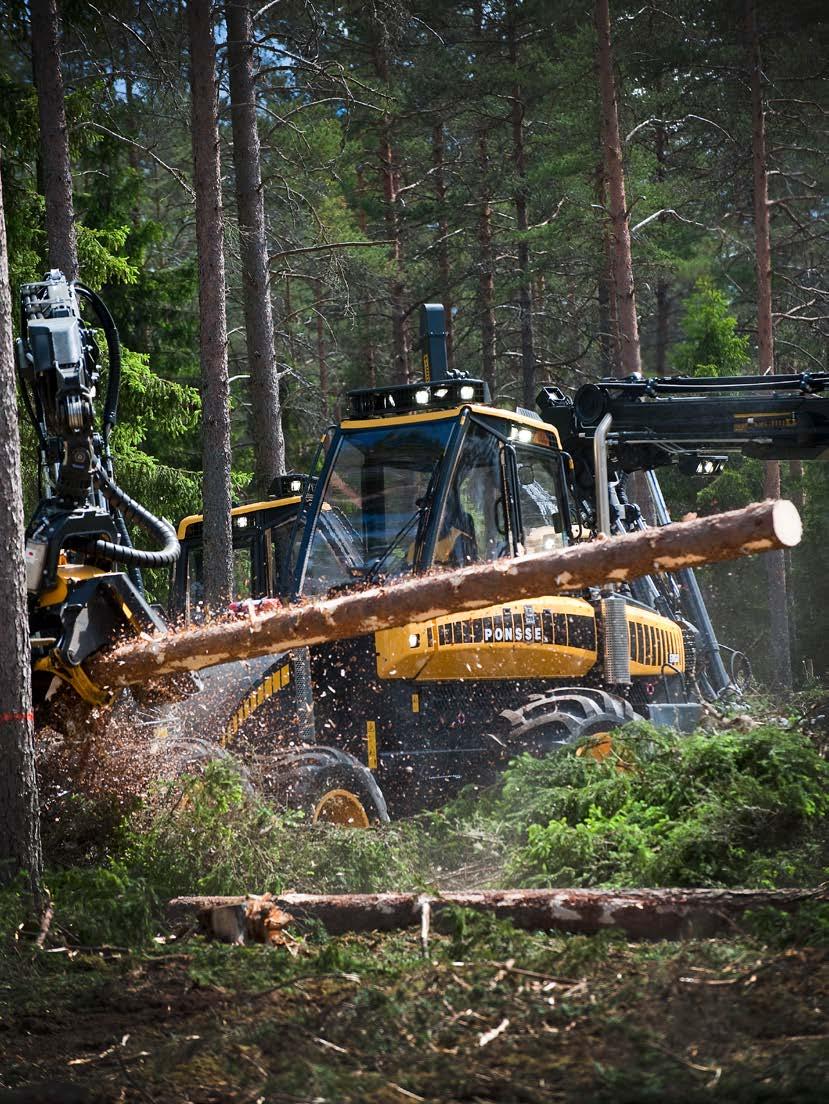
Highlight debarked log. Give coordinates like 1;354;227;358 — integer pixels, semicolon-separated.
167;884;826;943
89;498;801;689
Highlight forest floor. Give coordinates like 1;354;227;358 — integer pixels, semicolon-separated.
1;694;828;1102
1;921;828;1103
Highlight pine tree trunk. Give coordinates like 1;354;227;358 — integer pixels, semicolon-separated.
188;0;233;609
508;3;536;407
477;130;497;395
172;885;827;943
432;123;455;373
373;42;409;384
316;287;329;422
747;0;792;690
356;167;378;386
30;0;77;280
595;167;619;376
226;0;285;497
0;158;42;898
594;0;641;377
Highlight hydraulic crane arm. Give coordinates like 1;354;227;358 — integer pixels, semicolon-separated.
538;372;829;470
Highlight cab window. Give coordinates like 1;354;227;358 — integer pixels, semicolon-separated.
514;447;566;554
434;425;507;567
185;538;254;620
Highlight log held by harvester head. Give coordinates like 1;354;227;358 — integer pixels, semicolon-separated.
87;498;802;690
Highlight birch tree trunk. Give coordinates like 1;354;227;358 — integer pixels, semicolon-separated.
594;0;641;377
226;0;286;497
0;158;42;898
188;0;233;609
746;0;792;690
30;0;77;280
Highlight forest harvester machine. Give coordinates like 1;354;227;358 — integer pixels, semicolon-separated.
17;272;829;825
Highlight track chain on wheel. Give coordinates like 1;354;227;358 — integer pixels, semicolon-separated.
500;686;638;755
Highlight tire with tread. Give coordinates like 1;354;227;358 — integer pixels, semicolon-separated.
500;687;637;755
272;745;389;826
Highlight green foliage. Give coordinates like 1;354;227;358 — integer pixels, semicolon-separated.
742;902;829;948
75;223;139;288
672;278;750;377
499;723;829;889
26;718;827;951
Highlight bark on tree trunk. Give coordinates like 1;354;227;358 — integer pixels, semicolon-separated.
432;122;455;373
356;167;378;386
87;499;802;689
477;129;497;396
316;287;329;421
508;3;536;407
596;168;619;377
188;0;234;609
169;885;828;943
747;0;792;690
374;44;409;384
594;0;641;377
0;158;43;898
30;0;77;281
226;0;286;497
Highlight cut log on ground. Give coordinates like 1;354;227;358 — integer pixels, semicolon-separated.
89;498;801;689
167;883;826;943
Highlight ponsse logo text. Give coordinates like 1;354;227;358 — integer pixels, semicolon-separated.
433;606;597;651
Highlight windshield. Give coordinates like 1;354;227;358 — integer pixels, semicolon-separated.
300;419;455;595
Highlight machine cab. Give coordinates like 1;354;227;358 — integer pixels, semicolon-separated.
288;376;576;600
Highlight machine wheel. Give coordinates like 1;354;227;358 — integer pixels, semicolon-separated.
274;746;390;827
500;687;637;758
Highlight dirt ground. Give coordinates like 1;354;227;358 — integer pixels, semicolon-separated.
1;929;827;1104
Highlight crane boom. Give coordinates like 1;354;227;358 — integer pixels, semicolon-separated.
538;372;829;469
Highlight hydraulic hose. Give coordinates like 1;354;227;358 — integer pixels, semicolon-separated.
74;282;120;438
113;507;146;594
92;466;180;568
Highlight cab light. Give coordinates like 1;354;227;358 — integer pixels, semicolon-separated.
289;479;302;492
408;633;421;648
459;385;475;401
414;389;430;405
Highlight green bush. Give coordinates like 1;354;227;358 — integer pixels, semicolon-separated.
499;723;829;888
